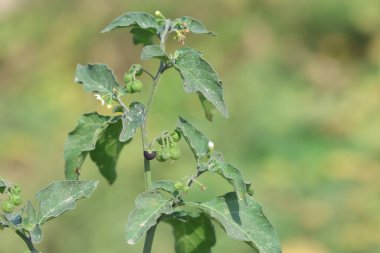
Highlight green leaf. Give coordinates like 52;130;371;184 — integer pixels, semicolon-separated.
75;64;119;97
119;102;145;142
177;117;209;159
126;191;173;245
192;192;282;253
130;28;155;45
102;12;159;33
175;16;214;35
64;112;109;180
29;225;42;244
0;179;8;194
150;180;176;194
90;119;124;184
209;162;247;204
198;92;216;122
36;180;98;225
21;201;38;230
141;45;168;61
174;48;228;118
166;213;216;253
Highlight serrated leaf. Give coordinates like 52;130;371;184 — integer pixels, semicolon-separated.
90;119;124;184
119;102;145;142
75;64;119;96
102;12;159;33
126;191;173;245
177;117;209;159
36;180;98;225
150;180;176;194
175;16;214;35
64;112;109;180
174;48;228;118
130;28;155;45
141;45;168;61
166;213;216;253
210;162;247;203
198;92;216;122
193;192;282;253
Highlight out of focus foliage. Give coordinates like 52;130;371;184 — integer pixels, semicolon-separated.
1;0;379;252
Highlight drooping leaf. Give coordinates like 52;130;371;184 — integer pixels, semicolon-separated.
90;119;125;184
209;162;247;203
191;192;282;253
36;180;98;225
177;117;209;159
141;45;168;61
130;27;155;45
174;48;228;118
119;102;145;142
75;64;119;96
125;191;173;245
64;112;109;180
150;180;176;194
101;12;159;33
174;16;214;35
198;92;216;122
166;213;216;253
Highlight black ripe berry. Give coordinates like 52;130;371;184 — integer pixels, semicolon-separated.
144;150;157;160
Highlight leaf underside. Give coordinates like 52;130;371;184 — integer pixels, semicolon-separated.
102;12;159;33
166;213;216;253
119;102;145;142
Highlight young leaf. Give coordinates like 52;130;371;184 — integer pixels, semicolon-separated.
119;102;145;142
141;45;168;61
29;225;43;244
192;192;282;253
90;119;124;184
150;180;176;194
36;180;98;225
126;191;173;245
130;28;155;45
198;92;216;122
75;64;119;96
174;16;215;35
64;112;109;180
101;12;159;33
21;201;38;230
166;213;216;253
174;48;228;118
209;162;247;203
177;117;209;159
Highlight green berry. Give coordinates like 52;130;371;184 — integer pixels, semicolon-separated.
125;82;133;93
171;130;181;142
156;149;166;162
161;149;171;160
10;185;21;195
2;200;14;213
131;80;143;93
10;194;22;206
174;182;183;190
169;147;181;160
183;186;190;193
123;73;134;84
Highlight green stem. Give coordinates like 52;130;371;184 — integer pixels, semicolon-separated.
142;225;156;253
15;230;39;253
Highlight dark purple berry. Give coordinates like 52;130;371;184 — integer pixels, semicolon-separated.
144;151;156;160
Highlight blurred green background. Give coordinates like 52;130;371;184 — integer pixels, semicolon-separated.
1;0;380;252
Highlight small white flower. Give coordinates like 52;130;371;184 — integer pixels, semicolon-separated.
94;94;105;106
208;141;214;150
106;103;112;109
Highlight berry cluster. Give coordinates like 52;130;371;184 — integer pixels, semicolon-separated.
155;130;182;162
123;64;144;93
1;184;22;214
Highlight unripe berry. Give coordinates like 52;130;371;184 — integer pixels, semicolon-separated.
2;200;14;213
